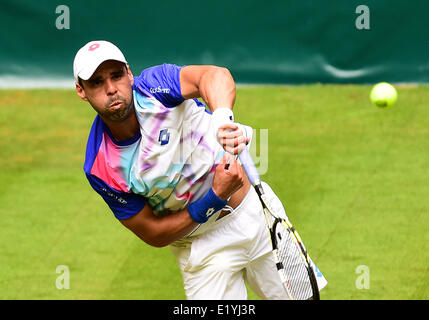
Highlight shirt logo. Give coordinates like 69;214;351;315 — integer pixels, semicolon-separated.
205;208;215;217
150;86;170;94
158;129;170;146
101;188;127;204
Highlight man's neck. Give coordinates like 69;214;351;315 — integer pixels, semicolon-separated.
102;109;139;142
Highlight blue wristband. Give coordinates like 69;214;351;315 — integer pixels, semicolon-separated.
188;188;227;223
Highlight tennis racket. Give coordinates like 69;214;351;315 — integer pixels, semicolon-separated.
238;148;320;300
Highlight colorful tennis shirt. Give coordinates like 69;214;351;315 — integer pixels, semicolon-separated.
84;64;230;222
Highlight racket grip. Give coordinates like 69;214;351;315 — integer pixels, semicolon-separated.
238;148;261;186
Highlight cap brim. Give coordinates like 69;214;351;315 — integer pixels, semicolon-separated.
76;57;127;81
77;64;101;81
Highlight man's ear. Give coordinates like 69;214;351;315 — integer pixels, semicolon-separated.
75;82;88;101
126;64;134;86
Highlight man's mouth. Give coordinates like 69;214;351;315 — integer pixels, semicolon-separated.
109;100;123;109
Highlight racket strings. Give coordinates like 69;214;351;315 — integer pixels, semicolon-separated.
275;223;313;300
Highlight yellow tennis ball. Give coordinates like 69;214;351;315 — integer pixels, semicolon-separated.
370;82;398;108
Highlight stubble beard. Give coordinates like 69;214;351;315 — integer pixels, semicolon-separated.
103;94;134;122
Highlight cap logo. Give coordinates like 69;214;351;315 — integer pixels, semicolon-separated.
88;43;100;51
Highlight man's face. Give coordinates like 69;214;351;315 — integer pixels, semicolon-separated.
76;60;134;122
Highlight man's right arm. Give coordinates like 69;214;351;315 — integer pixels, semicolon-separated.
119;205;198;247
119;154;244;247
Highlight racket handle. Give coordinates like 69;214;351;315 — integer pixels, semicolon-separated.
238;148;261;186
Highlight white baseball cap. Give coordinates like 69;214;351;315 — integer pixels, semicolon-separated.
73;40;127;82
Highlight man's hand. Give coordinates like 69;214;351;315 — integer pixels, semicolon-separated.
212;154;245;200
217;123;249;155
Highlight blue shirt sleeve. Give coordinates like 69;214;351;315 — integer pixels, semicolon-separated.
133;63;185;108
86;174;146;220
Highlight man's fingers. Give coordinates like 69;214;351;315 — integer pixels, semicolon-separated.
219;153;237;171
220;135;246;148
218;128;243;140
226;156;239;174
219;154;228;165
217;123;249;155
236;143;246;154
228;156;244;186
224;144;246;155
218;123;238;131
220;152;234;170
222;138;247;155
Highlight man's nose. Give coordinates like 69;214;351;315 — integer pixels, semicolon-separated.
105;79;118;96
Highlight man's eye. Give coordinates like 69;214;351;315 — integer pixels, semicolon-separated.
90;79;102;87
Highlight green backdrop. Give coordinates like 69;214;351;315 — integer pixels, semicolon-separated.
1;0;428;85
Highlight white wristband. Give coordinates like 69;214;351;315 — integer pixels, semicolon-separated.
211;108;234;134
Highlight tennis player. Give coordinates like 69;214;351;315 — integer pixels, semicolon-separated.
74;40;327;299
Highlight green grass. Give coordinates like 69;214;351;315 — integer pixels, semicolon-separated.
0;85;428;300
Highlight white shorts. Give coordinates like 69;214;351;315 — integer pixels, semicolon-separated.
170;182;327;300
